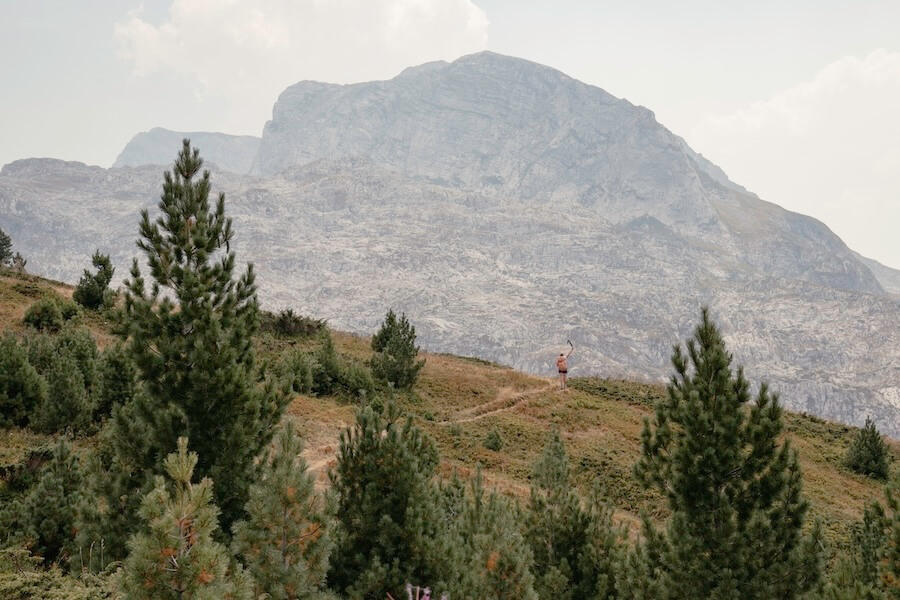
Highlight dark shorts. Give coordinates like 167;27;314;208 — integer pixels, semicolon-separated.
559;370;567;374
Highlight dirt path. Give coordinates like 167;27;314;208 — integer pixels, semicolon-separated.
438;380;556;424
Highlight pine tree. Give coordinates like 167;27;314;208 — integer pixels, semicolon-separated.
11;252;26;273
118;437;252;600
328;401;449;599
845;417;890;480
448;468;538;600
103;140;288;537
0;439;84;564
0;334;47;427
75;398;156;567
73;250;115;310
232;422;332;600
31;350;92;433
633;308;822;599
0;226;12;265
526;429;623;599
822;502;887;599
370;309;425;390
93;343;137;420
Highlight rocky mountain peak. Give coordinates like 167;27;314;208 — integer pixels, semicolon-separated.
113;127;260;173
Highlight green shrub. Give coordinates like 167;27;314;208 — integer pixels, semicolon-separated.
57;300;79;322
341;359;377;400
72;251;114;310
484;426;504;451
845;417;890;479
0;335;47;428
23;299;63;332
276;348;315;394
0;547;114;600
308;332;375;400
30;351;93;433
0;440;84;564
261;309;326;338
54;326;99;394
22;298;78;332
93;344;136;419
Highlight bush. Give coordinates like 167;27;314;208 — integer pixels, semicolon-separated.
93;344;136;419
0;440;84;564
845;417;890;479
0;335;47;428
341;359;377;400
276;348;315;394
72;251;114;310
262;309;326;338
0;227;11;265
30;351;93;433
484;426;504;451
23;299;63;332
22;299;78;332
310;332;376;400
57;300;79;322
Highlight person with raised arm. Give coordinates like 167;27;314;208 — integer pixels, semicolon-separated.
556;340;574;390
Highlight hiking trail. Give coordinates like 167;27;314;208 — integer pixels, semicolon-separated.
439;380;556;425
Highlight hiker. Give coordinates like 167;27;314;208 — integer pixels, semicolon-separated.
557;341;574;390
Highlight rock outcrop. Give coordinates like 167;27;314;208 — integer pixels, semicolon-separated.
113;127;259;173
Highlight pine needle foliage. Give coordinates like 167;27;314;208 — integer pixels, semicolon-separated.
526;429;623;599
232;422;332;600
73;250;115;310
0;226;12;265
108;139;289;534
633;307;822;599
370;309;425;390
0;334;46;427
845;417;890;480
448;468;538;600
328;401;448;599
118;437;252;600
0;439;84;565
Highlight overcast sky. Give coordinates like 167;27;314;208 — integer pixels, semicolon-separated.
1;0;898;269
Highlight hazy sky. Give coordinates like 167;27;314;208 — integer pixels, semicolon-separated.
1;1;898;268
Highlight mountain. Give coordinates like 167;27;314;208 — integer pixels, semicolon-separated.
853;251;900;297
1;52;898;435
113;127;259;173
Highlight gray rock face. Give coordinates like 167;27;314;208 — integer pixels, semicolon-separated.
113;127;259;173
1;52;898;436
254;52;882;296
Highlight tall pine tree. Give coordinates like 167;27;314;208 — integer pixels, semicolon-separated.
633;308;822;599
85;140;288;559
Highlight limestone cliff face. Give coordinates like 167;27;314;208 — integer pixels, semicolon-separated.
113;127;259;173
2;52;898;435
252;52;881;295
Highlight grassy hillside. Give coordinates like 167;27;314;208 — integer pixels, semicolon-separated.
1;267;895;557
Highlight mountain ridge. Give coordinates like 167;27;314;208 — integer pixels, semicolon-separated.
1;51;898;436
